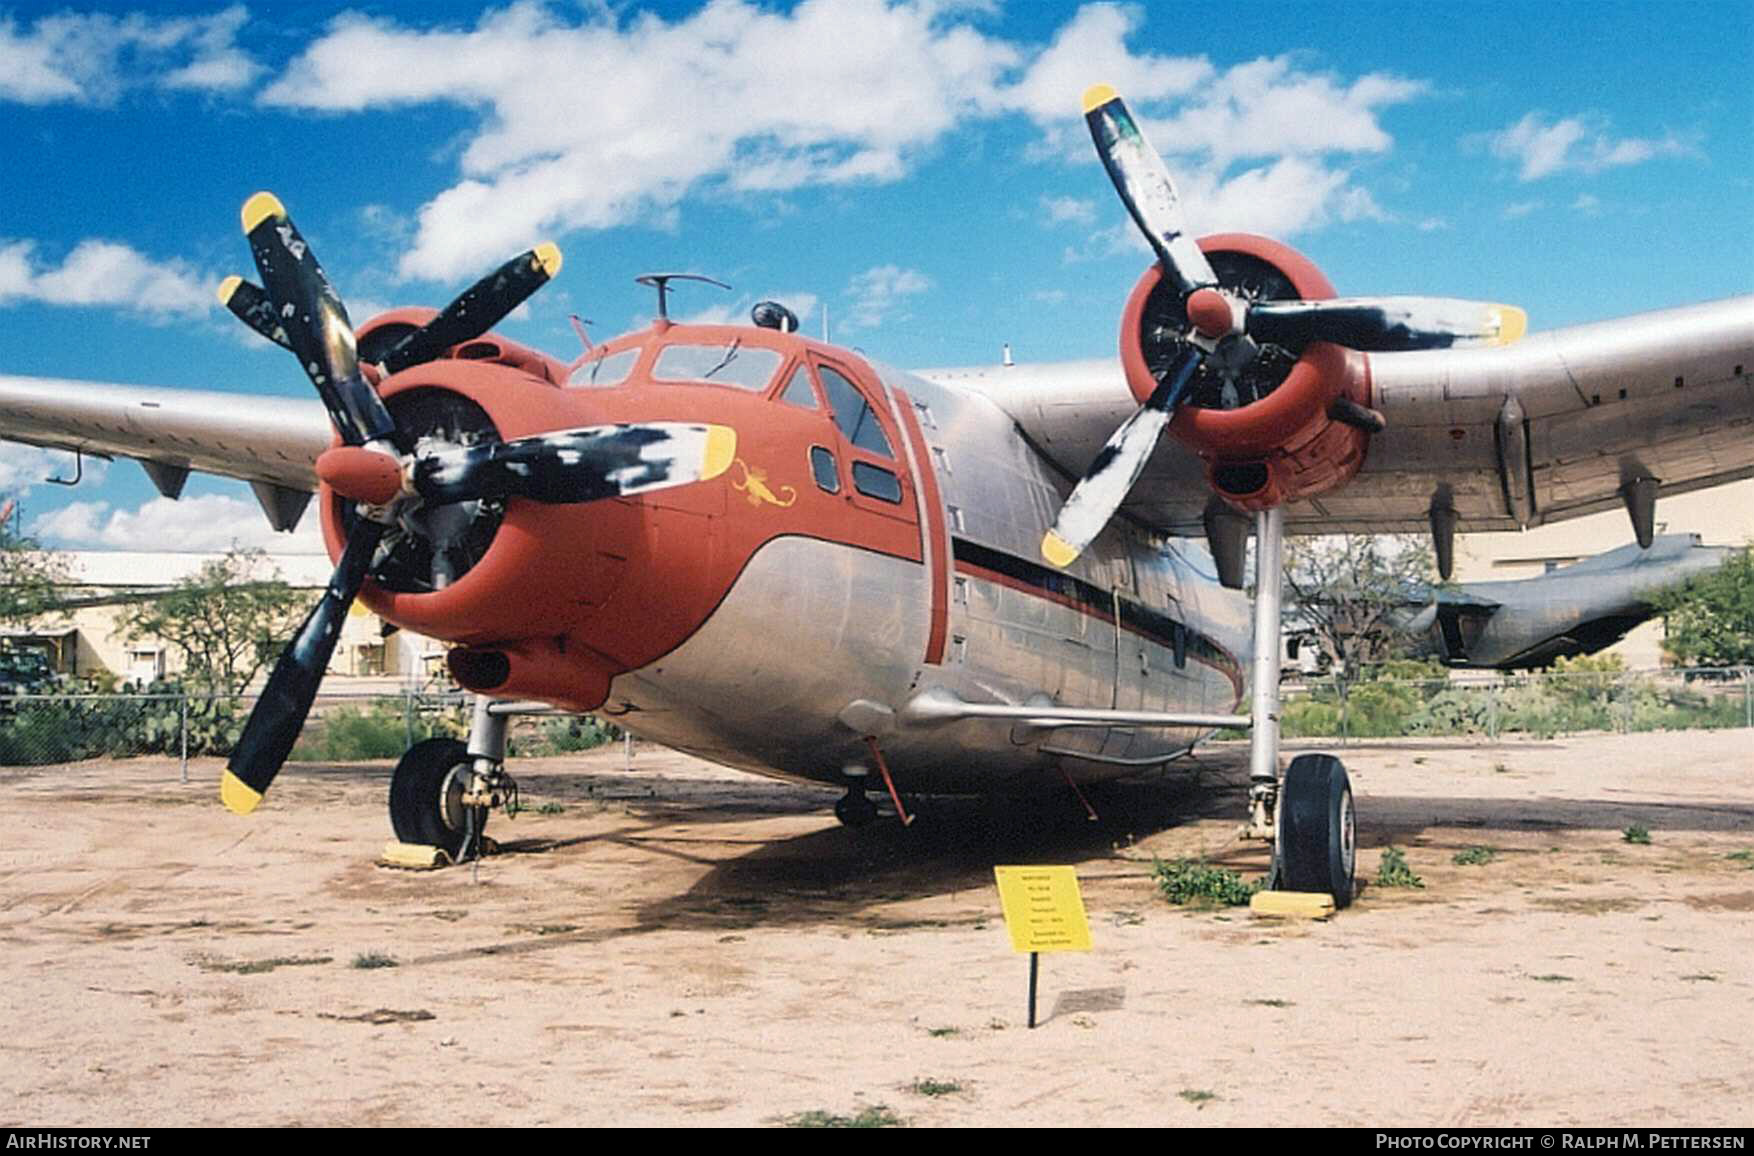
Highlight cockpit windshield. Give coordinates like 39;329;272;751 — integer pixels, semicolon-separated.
568;346;640;388
651;341;784;392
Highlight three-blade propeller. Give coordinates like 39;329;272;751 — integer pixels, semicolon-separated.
217;194;734;816
1041;85;1526;569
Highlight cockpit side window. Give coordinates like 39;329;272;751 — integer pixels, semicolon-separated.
778;365;820;410
568;346;640;388
817;365;893;457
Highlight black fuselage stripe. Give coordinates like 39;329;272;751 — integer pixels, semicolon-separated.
950;537;1238;677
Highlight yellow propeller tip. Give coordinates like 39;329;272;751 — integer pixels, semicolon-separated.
216;275;242;307
1492;305;1528;345
1081;84;1119;114
220;770;264;815
702;425;737;481
240;191;285;234
534;241;562;279
1040;530;1080;569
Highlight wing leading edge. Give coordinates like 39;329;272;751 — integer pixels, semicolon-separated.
0;373;329;528
930;294;1754;538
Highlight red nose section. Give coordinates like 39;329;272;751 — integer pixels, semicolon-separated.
316;446;403;506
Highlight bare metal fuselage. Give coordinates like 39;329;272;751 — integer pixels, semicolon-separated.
598;364;1253;794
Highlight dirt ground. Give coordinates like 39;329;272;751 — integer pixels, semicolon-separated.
2;729;1751;1128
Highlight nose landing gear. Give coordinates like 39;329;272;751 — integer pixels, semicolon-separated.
388;695;517;862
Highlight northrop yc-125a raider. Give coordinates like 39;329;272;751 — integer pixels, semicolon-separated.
2;87;1749;907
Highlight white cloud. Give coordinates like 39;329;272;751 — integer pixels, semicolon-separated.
678;290;819;327
1041;195;1097;226
264;0;1020;281
0;444;110;500
31;494;326;554
1571;193;1603;216
0;5;259;105
1501;200;1544;220
1140;56;1423;167
1478;112;1697;182
258;2;1430;280
1002;3;1211;126
841;264;930;332
0;239;214;318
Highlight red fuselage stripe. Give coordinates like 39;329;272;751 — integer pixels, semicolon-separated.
894;387;949;665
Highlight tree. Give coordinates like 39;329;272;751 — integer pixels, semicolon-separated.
1281;533;1434;675
1652;545;1754;667
118;548;315;694
0;513;71;626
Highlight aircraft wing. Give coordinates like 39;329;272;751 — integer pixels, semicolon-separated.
0;373;330;528
929;294;1754;538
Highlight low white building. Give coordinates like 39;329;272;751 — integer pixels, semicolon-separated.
6;550;448;689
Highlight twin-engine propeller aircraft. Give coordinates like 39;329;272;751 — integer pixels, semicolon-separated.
1;85;1750;906
1397;534;1738;671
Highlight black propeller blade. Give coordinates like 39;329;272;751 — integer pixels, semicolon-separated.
216;275;292;351
1244;296;1527;352
216;192;743;814
220;520;385;814
376;244;563;375
408;422;736;507
241;192;400;448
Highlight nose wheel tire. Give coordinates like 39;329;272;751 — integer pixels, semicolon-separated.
1278;752;1356;909
834;790;878;828
389;737;488;860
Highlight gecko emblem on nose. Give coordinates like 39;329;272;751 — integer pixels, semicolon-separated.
730;459;797;509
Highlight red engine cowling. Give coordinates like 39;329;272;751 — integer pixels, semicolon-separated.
1119;233;1372;511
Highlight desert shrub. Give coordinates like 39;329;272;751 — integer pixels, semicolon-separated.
509;715;623;757
289;698;462;763
1153;858;1261;906
1376;846;1424;888
1407;687;1490;736
0;685;244;764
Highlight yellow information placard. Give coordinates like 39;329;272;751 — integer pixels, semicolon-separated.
993;865;1092;953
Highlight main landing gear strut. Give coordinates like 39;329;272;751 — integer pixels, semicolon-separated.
389;695;518;861
1247;505;1356;907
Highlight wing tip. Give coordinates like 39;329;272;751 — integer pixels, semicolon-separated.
220;769;264;815
216;275;243;308
1081;83;1119;114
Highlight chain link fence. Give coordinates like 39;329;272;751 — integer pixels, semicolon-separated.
1275;666;1754;743
0;689;624;774
0;668;1747;772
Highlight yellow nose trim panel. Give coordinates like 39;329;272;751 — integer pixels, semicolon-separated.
702;425;737;481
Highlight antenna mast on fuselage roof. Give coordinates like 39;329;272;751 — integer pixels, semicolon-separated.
634;273;731;323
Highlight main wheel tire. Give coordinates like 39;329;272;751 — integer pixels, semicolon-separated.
1279;752;1356;908
389;737;487;860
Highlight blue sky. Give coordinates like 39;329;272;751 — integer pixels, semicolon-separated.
1;0;1749;553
